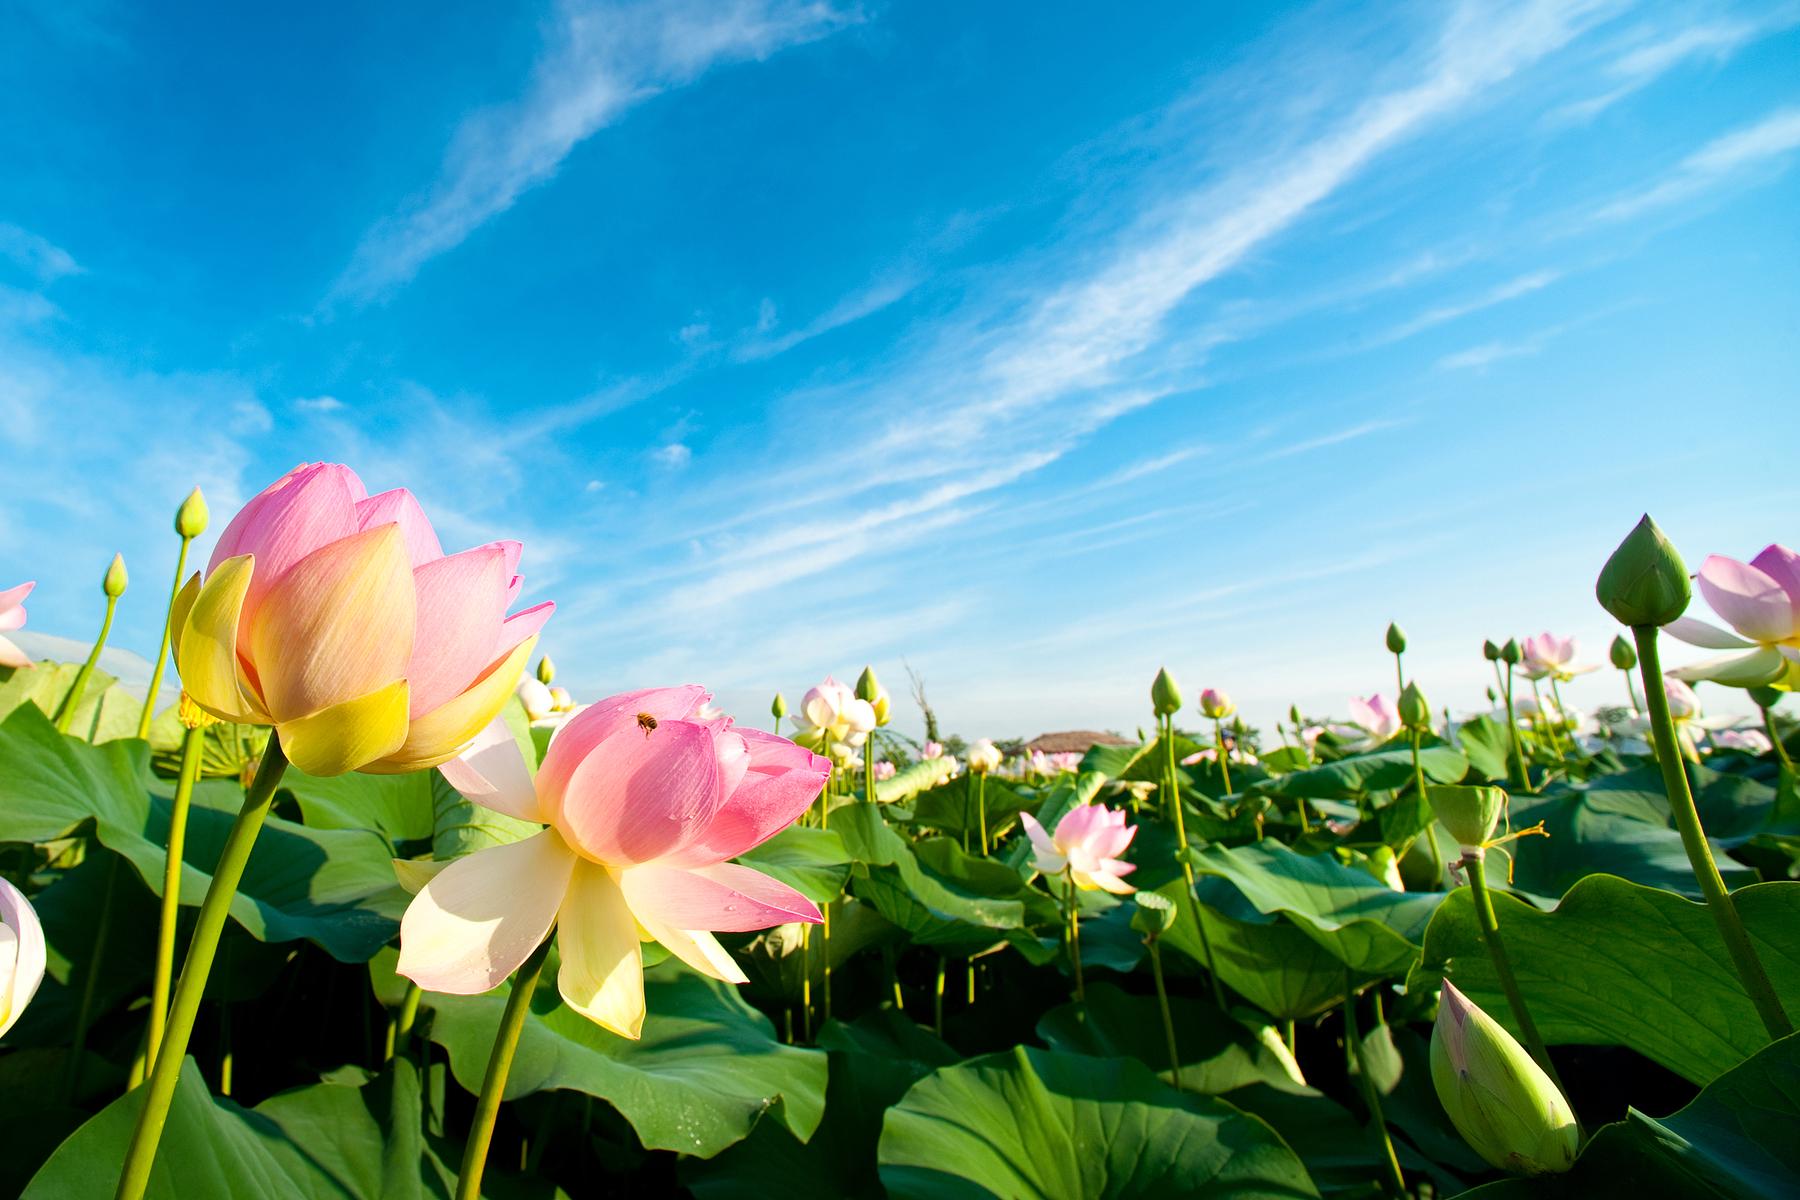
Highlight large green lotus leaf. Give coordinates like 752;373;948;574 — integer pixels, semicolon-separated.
0;661;141;743
1453;715;1513;783
1189;842;1444;977
281;768;436;845
681;1007;959;1199
901;774;1039;840
1409;875;1800;1085
877;1046;1319;1199
1081;734;1206;784
1157;882;1354;1020
1463;1032;1800;1199
1506;770;1760;897
735;824;851;904
0;703;407;961
421;956;826;1157
1249;746;1468;802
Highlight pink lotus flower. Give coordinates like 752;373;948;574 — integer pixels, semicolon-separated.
874;760;897;781
1518;632;1596;682
1019;803;1137;893
793;675;876;745
966;738;1003;773
1199;687;1235;719
1665;546;1800;687
1;876;45;1038
171;464;553;776
0;582;34;670
1047;751;1083;773
398;686;827;1039
1713;728;1773;754
1347;694;1402;742
922;741;945;760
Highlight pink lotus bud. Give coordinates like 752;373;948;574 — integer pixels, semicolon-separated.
1200;688;1235;719
966;739;1003;773
1347;694;1403;742
1019;803;1137;893
922;741;945;760
170;464;553;777
0;581;36;670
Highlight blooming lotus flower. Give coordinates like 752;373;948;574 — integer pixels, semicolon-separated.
922;741;945;760
1020;803;1136;893
518;676;556;721
1347;694;1402;742
793;675;876;745
0;581;34;670
874;760;897;781
1665;547;1800;686
1514;695;1581;734
171;464;553;777
1518;633;1596;683
1713;727;1773;754
966;739;1003;774
1047;751;1083;773
398;686;827;1038
1;876;46;1039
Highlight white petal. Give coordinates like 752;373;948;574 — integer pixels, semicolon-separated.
397;830;573;994
557;861;645;1039
437;717;542;823
1663;617;1754;650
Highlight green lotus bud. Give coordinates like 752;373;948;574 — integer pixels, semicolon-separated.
174;487;209;538
1386;622;1407;654
1399;681;1431;731
1486;686;1497;703
1151;667;1182;717
1607;636;1636;671
1483;639;1502;661
1500;639;1521;665
855;666;881;703
1432;981;1578;1175
1748;686;1782;710
1130;892;1177;937
771;692;788;719
1428;784;1506;850
536;655;556;685
102;553;128;598
1288;704;1302;727
1596;514;1691;627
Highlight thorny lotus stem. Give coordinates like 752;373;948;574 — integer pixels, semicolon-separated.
1632;626;1792;1039
116;741;291;1200
147;725;205;1068
1213;718;1232;796
1409;731;1445;886
1166;716;1226;1007
1063;869;1086;1002
137;535;193;740
385;981;423;1062
1501;662;1529;790
1463;852;1571;1105
64;855;121;1104
1343;975;1406;1199
1146;936;1181;1091
455;936;554;1200
56;593;120;734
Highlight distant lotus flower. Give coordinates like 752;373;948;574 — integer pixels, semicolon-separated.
1514;695;1581;733
517;676;556;721
874;760;897;781
1019;804;1136;893
1;876;46;1039
1665;546;1800;686
966;739;1003;773
1518;633;1596;682
1047;751;1083;773
794;675;876;745
1347;694;1403;742
1664;675;1701;721
1026;749;1050;774
171;463;553;777
1713;728;1773;754
399;686;827;1039
922;741;945;760
0;581;35;670
1199;688;1235;719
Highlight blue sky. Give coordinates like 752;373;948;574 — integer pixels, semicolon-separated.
2;0;1797;740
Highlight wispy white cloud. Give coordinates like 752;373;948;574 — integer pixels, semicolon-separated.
1556;4;1800;122
1372;269;1561;344
1259;418;1409;461
0;222;80;284
731;271;920;361
332;0;857;301
294;394;344;413
1593;105;1800;221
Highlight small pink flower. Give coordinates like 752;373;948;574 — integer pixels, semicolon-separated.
0;581;36;670
1519;632;1596;682
1199;688;1235;718
398;686;827;1039
1047;751;1083;773
922;741;945;760
1347;694;1402;742
874;760;897;780
1019;803;1137;894
1713;728;1772;754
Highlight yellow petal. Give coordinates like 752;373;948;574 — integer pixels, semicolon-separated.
174;555;266;724
363;634;537;775
396;830;574;994
168;570;200;668
556;861;644;1039
275;679;411;777
249;525;416;722
637;915;748;984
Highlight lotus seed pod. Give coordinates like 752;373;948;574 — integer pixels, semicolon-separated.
1386;622;1407;654
1608;635;1636;671
102;553;128;598
1428;784;1506;851
175;487;209;538
1151;667;1182;717
1199;687;1234;720
1130;891;1177;937
1431;981;1578;1176
1596;514;1690;627
771;692;788;719
1483;639;1502;662
536;655;556;685
1398;681;1431;731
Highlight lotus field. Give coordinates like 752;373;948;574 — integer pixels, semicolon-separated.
3;464;1799;1200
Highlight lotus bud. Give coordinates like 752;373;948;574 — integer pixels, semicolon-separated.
103;553;128;598
1199;687;1234;719
1483;640;1502;662
1500;639;1521;666
1399;681;1431;731
1608;636;1636;671
549;686;573;711
1289;704;1302;727
1130;891;1177;937
1748;686;1782;710
967;739;1003;774
1367;844;1404;891
1150;667;1182;718
1386;622;1407;654
1431;981;1578;1175
855;666;881;703
771;692;788;719
1486;686;1497;703
1428;784;1505;852
536;655;556;685
1;877;47;1039
1596;514;1690;628
175;487;209;538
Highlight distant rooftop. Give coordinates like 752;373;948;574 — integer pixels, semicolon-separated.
1024;730;1133;754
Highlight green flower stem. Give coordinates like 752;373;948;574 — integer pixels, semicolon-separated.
1529;678;1566;762
1548;678;1584;760
1621;667;1642;715
136;537;192;740
1283;1019;1296;1056
115;740;290;1200
1343;975;1406;1199
1393;650;1405;697
1463;853;1568;1100
1165;716;1225;1008
1759;702;1792;769
1501;663;1529;790
146;724;205;1068
384;981;423;1062
800;924;812;1042
1212;719;1232;796
1409;731;1444;884
933;958;946;1036
1632;626;1793;1039
56;594;120;734
63;855;121;1104
1063;869;1085;1003
1145;937;1181;1091
975;773;989;855
454;936;553;1200
819;743;831;1026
